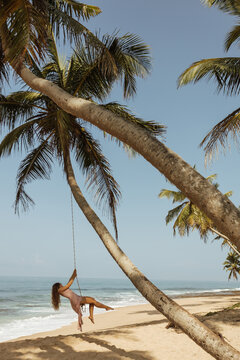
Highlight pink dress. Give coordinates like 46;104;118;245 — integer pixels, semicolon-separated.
61;289;83;329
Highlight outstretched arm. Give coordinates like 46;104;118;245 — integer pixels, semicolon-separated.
58;269;77;293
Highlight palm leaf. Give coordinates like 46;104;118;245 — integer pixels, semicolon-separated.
0;92;45;129
225;24;240;51
200;106;240;160
15;140;54;213
49;1;101;21
201;0;240;16
0;0;101;66
0;0;48;64
0;39;8;86
101;33;151;98
159;189;186;203
178;57;240;96
172;203;194;236
0;117;41;156
70;120;121;240
101;102;166;137
69;48;111;100
165;202;188;225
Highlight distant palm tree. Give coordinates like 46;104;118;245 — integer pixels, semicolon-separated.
223;252;240;280
178;1;240;159
159;174;240;257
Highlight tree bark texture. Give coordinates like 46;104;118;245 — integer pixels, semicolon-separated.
17;65;240;253
64;152;240;360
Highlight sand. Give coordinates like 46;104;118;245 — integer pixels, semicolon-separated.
1;293;240;360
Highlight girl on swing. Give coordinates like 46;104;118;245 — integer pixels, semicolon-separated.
51;269;113;331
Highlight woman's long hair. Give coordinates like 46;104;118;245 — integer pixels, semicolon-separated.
52;283;61;310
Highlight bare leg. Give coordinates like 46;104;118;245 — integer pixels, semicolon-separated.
83;296;114;311
88;304;95;323
78;311;83;331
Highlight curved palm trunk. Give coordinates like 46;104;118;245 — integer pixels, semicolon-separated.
64;152;240;360
15;65;240;252
210;227;240;256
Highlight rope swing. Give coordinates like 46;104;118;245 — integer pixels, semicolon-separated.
71;192;83;298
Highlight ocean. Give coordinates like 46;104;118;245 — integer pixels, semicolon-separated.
0;276;239;343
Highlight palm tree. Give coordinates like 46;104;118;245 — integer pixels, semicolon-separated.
0;34;162;237
159;174;240;259
1;2;240;260
224;252;240;280
178;1;240;160
2;36;240;360
1;4;240;358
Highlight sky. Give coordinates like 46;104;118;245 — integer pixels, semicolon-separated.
1;0;240;281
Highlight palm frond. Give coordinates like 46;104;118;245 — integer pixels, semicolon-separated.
71;31;151;99
15;140;53;213
159;189;186;203
188;206;212;242
201;0;240;16
0;91;45;129
101;33;151;98
101;102;166;137
165;202;188;225
0;39;8;87
178;58;240;96
49;0;101;23
41;36;67;88
0;0;48;65
173;203;193;236
225;24;240;51
206;174;217;183
0;117;40;157
68;48;111;100
71;121;121;240
200;106;240;160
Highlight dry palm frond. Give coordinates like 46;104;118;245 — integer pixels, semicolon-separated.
200;106;240;161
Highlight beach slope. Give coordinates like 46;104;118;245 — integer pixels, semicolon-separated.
1;294;240;360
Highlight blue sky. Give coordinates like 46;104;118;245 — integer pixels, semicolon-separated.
1;0;240;281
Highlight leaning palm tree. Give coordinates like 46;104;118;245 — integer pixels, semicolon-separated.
1;1;240;266
179;1;240;160
2;37;240;360
159;174;240;258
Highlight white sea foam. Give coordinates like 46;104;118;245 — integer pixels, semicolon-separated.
0;308;76;342
1;277;239;343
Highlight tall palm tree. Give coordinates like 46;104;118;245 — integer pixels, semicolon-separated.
2;37;240;360
1;1;240;264
178;1;240;160
0;34;162;239
159;174;240;258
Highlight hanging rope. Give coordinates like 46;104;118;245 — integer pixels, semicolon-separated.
71;192;83;298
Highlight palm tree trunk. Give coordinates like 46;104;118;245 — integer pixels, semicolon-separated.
210;227;240;256
64;151;240;360
13;64;240;253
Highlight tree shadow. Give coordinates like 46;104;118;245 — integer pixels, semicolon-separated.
0;325;157;360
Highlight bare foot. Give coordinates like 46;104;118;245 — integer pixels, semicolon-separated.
106;306;114;311
88;316;95;324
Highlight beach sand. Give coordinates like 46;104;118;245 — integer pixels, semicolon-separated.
1;293;240;360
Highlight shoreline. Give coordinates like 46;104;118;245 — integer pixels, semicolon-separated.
3;289;240;344
1;292;240;360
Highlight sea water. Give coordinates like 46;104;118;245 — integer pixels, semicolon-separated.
0;276;239;342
